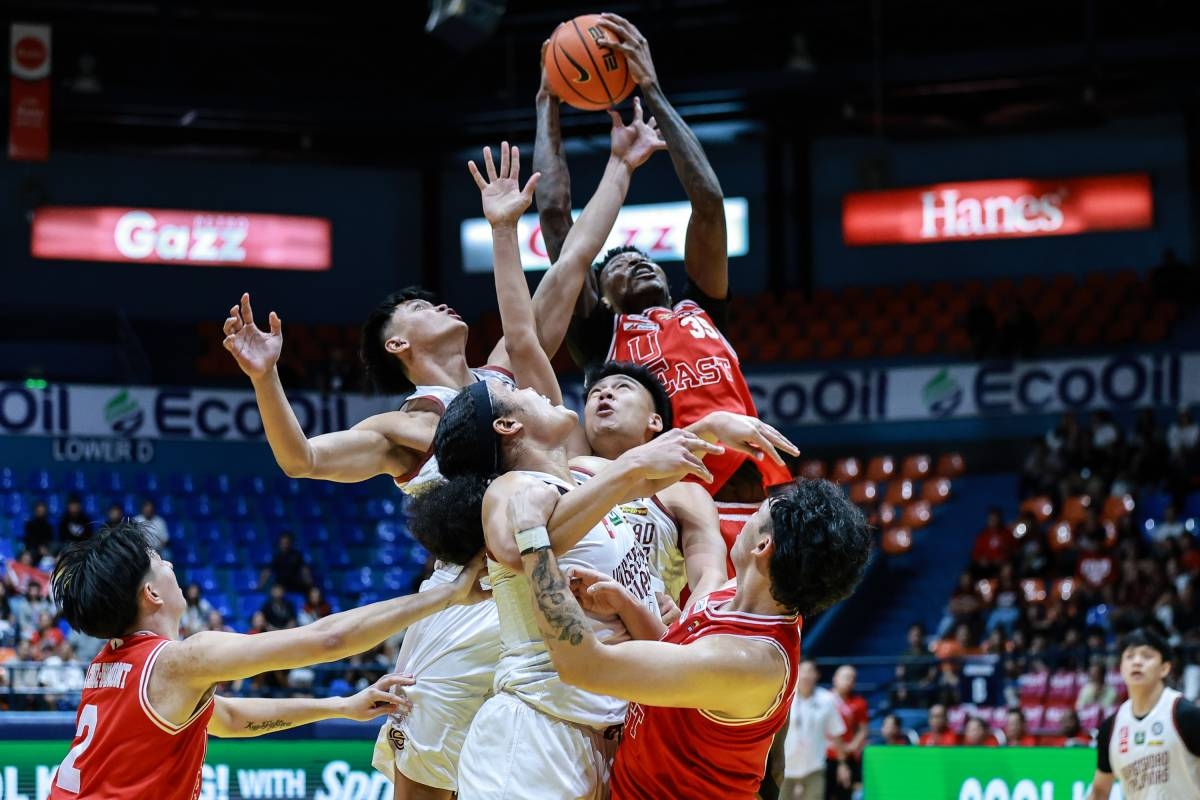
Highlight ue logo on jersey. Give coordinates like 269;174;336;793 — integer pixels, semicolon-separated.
1152;721;1164;735
1119;725;1130;754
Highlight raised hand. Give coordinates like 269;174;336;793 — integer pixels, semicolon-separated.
689;411;799;466
537;36;560;101
469;142;541;228
597;13;659;90
339;673;415;722
622;428;724;485
222;293;282;382
609;96;666;169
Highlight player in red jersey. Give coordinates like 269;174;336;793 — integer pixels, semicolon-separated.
47;520;488;800
505;478;871;799
533;13;791;507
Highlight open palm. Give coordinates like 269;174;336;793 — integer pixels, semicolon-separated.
470;142;540;228
609;97;666;169
222;293;282;381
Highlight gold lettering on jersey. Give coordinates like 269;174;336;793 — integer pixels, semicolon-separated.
1120;751;1170;791
84;661;134;689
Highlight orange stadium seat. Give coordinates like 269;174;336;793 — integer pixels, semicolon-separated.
1021;579;1047;605
898;316;923;338
849;337;875;359
866;455;895;482
922;478;952;505
835;318;862;340
785;339;814;361
900;282;924;303
915;297;942;319
882;527;913;556
885;479;914;506
1021;496;1055;523
901;500;932;529
831;457;861;484
849;480;878;504
1060;495;1091;525
808;320;832;341
867;317;896;339
1101;494;1135;523
1053;578;1076;602
818;339;844;360
878;337;906;358
931;281;955;301
944;330;972;354
1018;275;1043;302
877;502;898;527
1048;520;1075;552
901;454;932;480
937;452;965;478
797;460;826;480
756;341;782;362
913;332;939;355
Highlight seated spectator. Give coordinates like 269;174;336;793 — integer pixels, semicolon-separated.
934;623;980;662
260;584;298;630
1167;406;1199;462
961;716;996;747
22;501;54;560
938;572;983;638
1003;708;1038;747
298;586;332;626
6;552;50;596
919;704;959;746
1180;534;1200;575
1040;708;1091;747
205;610;234;633
259;533;313;593
972;508;1014;577
1076;533;1116;595
966;300;998;358
103;503;124;528
0;583;14;643
179;583;214;637
998;300;1039;359
1019;439;1057;499
985;566;1022;636
878;713;911;746
1153;505;1187;542
29;612;64;658
57;494;93;543
12;581;54;639
246;610;269;635
135;499;170;552
1128;408;1167;486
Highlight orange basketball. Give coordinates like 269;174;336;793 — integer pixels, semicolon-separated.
546;14;634;111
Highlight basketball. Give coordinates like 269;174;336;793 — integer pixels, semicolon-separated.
546;14;634;111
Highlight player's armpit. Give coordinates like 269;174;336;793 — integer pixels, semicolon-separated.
562;633;786;720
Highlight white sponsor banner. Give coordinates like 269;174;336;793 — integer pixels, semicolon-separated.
459;197;749;273
0;384;394;442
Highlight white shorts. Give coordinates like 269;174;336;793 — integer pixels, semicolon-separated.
456;692;618;800
370;567;501;791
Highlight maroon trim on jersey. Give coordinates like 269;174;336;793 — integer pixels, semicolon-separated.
479;364;514;380
393;449;435;486
649;494;676;525
400;394;446;416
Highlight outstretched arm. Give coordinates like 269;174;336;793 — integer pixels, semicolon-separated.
208;674;412;737
508;484;785;717
222;294;426;481
599;13;729;300
533;37;573;266
658;482;729;603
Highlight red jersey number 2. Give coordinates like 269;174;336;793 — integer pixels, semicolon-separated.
55;703;99;793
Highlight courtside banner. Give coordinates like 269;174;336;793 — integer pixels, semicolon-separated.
8;23;51;161
843;174;1152;246
863;745;1116;800
0;739;390;800
459;197;749;273
31;207;332;271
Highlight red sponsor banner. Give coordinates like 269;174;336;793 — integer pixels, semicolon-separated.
9;23;51;161
31;206;332;271
842;173;1153;246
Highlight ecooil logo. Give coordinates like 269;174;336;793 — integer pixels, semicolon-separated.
922;368;963;417
105;390;145;435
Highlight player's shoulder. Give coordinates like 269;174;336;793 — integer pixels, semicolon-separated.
568;454;610;476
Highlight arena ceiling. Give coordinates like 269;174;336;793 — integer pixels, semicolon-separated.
2;0;1198;163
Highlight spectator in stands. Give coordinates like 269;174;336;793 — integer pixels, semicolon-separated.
1004;709;1037;747
1180;535;1200;576
892;622;936;708
986;566;1022;636
135;499;170;552
1076;531;1116;600
12;582;54;640
1154;505;1187;543
1016;522;1051;580
1020;440;1058;500
5;551;49;596
1167;406;1200;482
103;503;124;527
971;508;1014;578
938;572;983;638
247;610;269;635
1043;708;1092;747
919;704;958;746
961;716;994;747
1184;642;1200;703
829;665;868;800
22;501;54;560
934;622;979;661
57;494;92;544
965;300;997;359
781;659;849;800
261;583;298;630
298;586;332;626
0;583;14;644
878;714;910;746
180;583;214;637
259;532;312;593
29;611;64;658
205;610;234;633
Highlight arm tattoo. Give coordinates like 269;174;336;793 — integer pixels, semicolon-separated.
641;84;721;207
529;549;589;647
243;719;291;733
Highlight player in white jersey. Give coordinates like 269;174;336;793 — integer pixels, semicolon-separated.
222;111;667;800
1089;628;1200;800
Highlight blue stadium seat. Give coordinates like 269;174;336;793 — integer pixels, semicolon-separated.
188;568;219;594
237;475;268;496
169;473;198;496
408;543;430;567
228;522;260;544
273;476;303;497
339;524;369;547
297;498;325;521
340;568;374;595
26;469;51;492
0;534;15;561
261;496;288;521
0;468;16;491
81;494;101;517
61;469;87;493
1186;492;1200;520
300;523;332;546
381;569;411;592
330;497;361;521
205;474;232;496
189;494;224;520
228;495;254;520
322;546;352;570
230;569;260;593
2;492;24;517
134;472;161;495
375;520;402;544
156;494;177;516
1139;490;1172;525
365;498;399;519
193;520;225;546
238;595;263;621
245;541;274;567
212;547;240;567
97;470;124;494
177;543;205;567
212;595;234;620
374;548;400;568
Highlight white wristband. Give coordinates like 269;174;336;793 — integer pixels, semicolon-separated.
515;525;551;555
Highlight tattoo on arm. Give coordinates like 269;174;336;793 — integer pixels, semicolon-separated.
529;549;588;647
243;719;291;733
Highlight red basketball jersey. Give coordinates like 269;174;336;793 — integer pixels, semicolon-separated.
49;632;214;800
606;300;791;494
609;584;802;800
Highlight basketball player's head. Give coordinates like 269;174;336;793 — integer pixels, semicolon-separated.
360;287;468;394
51;521;185;639
594;246;671;314
1119;627;1173;689
728;478;871;618
582;362;673;459
408;380;578;565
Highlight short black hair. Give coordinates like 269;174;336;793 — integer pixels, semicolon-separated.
584;361;673;433
407;384;515;566
360;287;437;395
764;479;872;617
52;520;154;639
1120;627;1174;664
592;245;647;283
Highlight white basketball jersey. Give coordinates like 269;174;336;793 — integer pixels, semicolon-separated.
393;366;515;497
618;495;684;603
490;469;660;729
1109;687;1200;799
